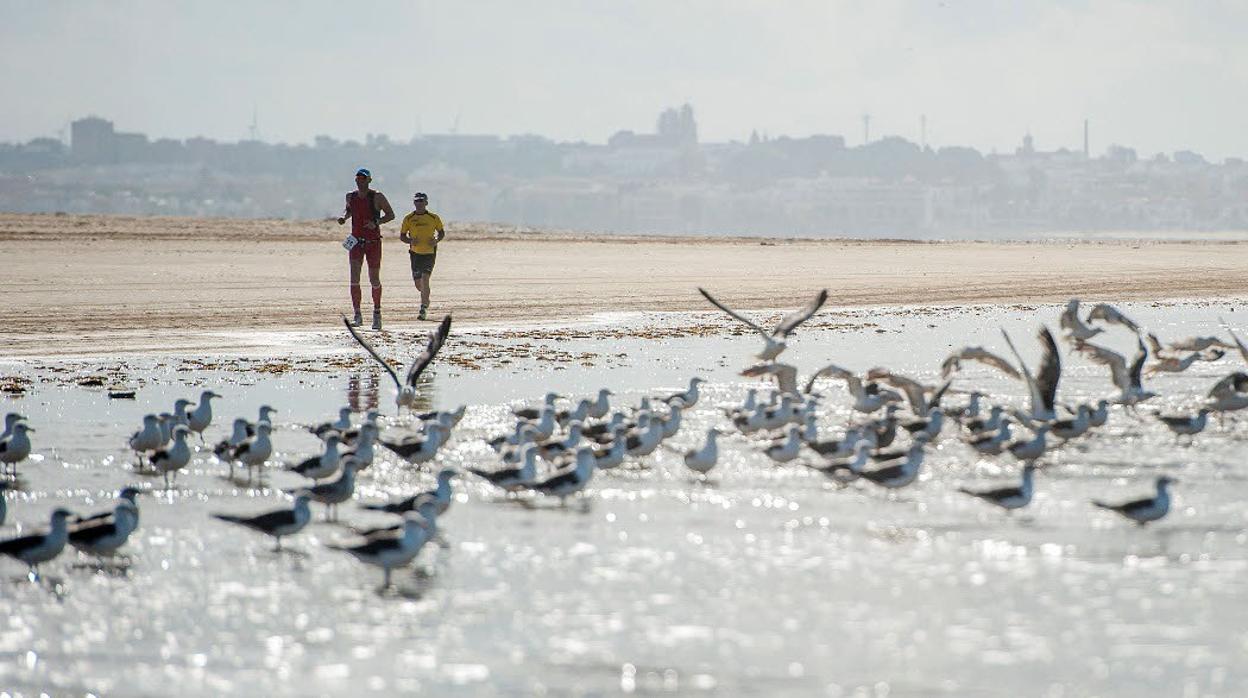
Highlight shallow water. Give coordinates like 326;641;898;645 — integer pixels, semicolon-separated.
2;301;1248;696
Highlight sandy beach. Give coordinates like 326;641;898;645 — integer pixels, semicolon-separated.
2;212;1247;356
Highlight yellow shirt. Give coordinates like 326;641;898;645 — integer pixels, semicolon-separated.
401;211;444;254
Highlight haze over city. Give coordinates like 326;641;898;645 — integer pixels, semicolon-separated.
4;0;1248;159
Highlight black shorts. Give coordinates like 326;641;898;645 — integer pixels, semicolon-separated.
409;252;436;276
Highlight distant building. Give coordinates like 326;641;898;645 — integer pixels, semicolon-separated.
71;116;116;164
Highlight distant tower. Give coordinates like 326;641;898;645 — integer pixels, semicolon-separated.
248;105;259;141
920;114;927;149
862;113;871;145
1083;118;1089;159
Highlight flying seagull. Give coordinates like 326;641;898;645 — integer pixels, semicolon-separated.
698;287;828;360
344;314;452;412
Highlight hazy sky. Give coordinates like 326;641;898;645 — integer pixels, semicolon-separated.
4;0;1247;159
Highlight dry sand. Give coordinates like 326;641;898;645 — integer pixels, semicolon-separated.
2;212;1246;357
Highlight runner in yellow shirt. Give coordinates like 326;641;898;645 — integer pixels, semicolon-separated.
398;192;446;320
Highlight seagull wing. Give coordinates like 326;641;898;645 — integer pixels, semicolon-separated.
698;288;770;339
773;288;829;337
1001;329;1042;414
866;369;927;414
1218;319;1248;366
1128;335;1148;389
343;316;402;390
940;347;1021;380
802;363;854;395
405;314;453;387
1075;339;1130;392
1035;327;1061;414
1087;303;1141;333
741;362;798;394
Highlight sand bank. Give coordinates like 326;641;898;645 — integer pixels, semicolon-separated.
2;213;1245;356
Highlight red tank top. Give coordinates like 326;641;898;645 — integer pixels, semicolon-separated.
348;190;380;240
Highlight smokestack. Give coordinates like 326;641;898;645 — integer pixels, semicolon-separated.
920;114;927;150
863;114;871;145
1083;118;1089;159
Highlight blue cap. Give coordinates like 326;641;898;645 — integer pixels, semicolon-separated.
355;168;371;178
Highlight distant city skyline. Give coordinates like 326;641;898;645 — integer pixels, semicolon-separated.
4;2;1248;159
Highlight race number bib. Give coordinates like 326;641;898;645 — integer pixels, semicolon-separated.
342;235;360;251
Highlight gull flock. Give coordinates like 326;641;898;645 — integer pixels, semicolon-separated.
3;296;1248;591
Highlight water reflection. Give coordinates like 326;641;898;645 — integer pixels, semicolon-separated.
344;369;437;415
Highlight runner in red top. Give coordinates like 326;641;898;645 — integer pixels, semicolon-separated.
337;168;395;329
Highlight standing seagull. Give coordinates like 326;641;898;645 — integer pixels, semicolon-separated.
1155;409;1209;441
232;423;274;484
331;504;438;590
959;465;1036;513
468;445;538;491
0;422;34;479
185;390;221;443
344;314;452;412
698;287;829;360
662;378;705;408
683;428;721;477
129;415;163;470
68;499;140;558
286;434;343;482
150;426;193;488
1001;326;1062;422
1092;476;1175;525
0;508;74;578
528;447;596;505
213;495;312;551
289;461;358;521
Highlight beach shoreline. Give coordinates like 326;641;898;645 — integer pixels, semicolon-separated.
3;212;1247;357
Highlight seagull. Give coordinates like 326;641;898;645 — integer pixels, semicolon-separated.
344;314;451;412
1050;404;1091;441
964;406;1005;435
128;415;163;469
213;495;312;551
0;422;34;478
378;423;448;465
699;287;829;360
1206;372;1248;416
286;434;342;481
1218;319;1248;367
288;461;357;521
339;423;379;471
764;426;804;464
185;390;221;443
966;421;1013;456
0;508;74;578
804;364;902;414
73;487;143;528
528;447;596;505
624;415;665;457
1087;303;1141;333
659;399;686;439
589;426;630;470
866;369;951;417
940;347;1021;381
330;505;438;589
959;464;1036;512
536;421;585;461
806;440;873;483
68;498;140;557
1059;299;1103;341
742;362;799;395
213;418;252;462
243;405;278;437
232;422;273;484
1167;335;1234;353
0;413;25;441
514;392;562;420
339;409;382;447
1155;409;1210;441
151;426;193;488
310;407;354;439
662;378;705;408
1093;476;1175;525
556;399;592;428
523;407;558;441
469;445;538;491
587;389;614;419
1074;335;1155;407
1087;399;1111;427
682;428;721;476
807;425;875;458
1007;425;1050;463
363;468;457;517
1001;326;1062;422
858;442;926;490
900;406;945;441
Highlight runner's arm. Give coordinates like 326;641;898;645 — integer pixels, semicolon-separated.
337;194;351;225
375;193;396;226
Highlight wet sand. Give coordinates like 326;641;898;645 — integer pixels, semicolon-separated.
2;212;1246;356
